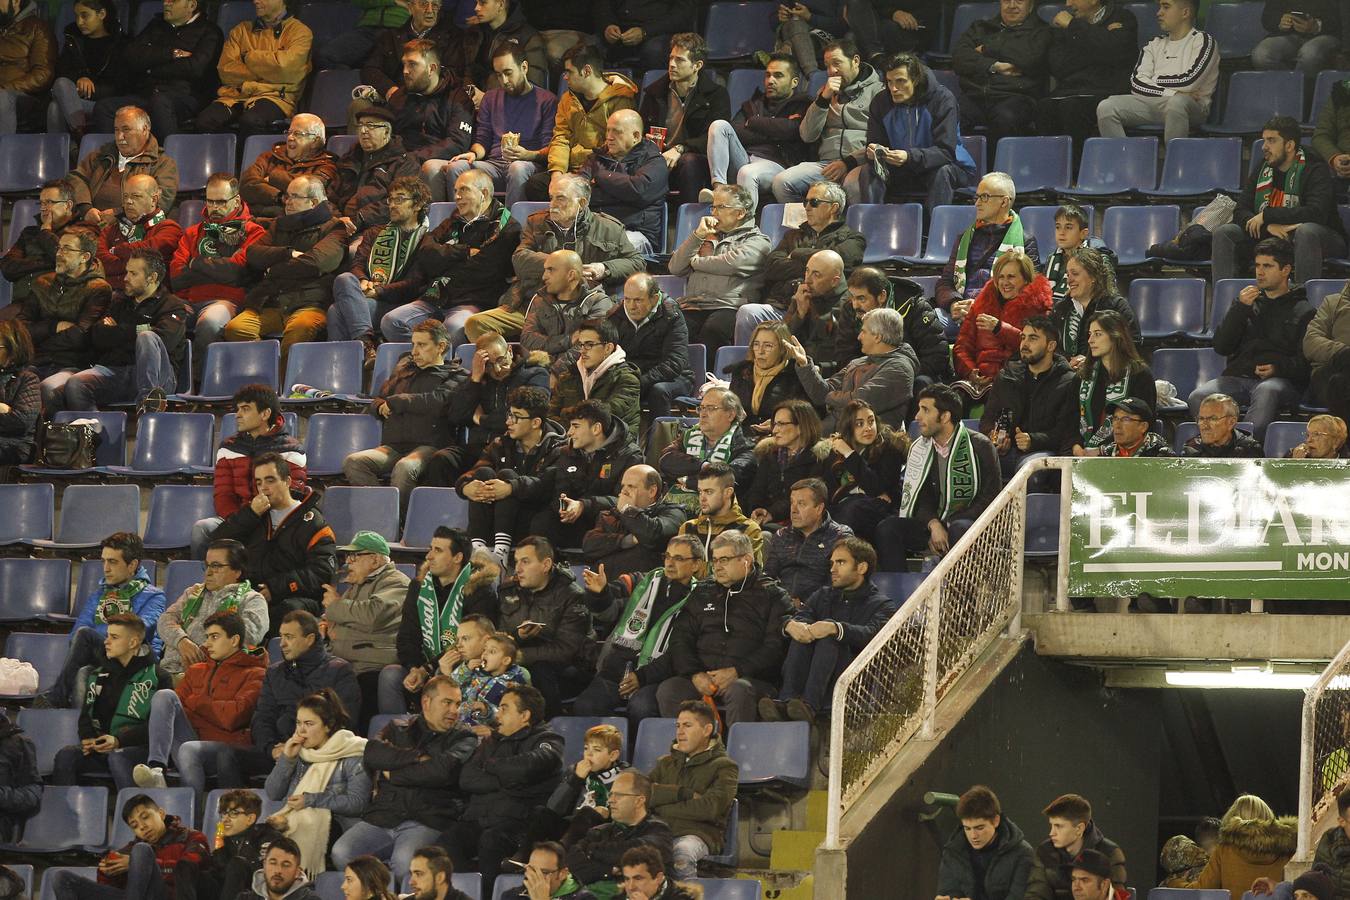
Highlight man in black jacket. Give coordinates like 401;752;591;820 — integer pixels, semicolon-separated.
442;685;564;898
656;530;790;726
359;0;468;104
609;273;692;419
597;0;695;71
838;269;951;386
500;537;593;717
92;0;223;137
532;400;644;547
581;109;668;254
952;0;1052;146
1182;393;1263;459
1037;0;1138;155
1191;236;1315;441
637;33;730;202
0;710;38;842
331;676;479;880
1214;116;1347;284
197;789;285;900
333;106;423;237
342;319;465;507
0;179;79;307
702;53;810;210
389;40;477;165
979;314;1079;479
567;771;674;896
582;464;689;582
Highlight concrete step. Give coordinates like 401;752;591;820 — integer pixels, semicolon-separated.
770;828;825;872
804;790;828;832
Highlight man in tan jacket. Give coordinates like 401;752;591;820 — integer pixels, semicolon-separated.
197;0;313;138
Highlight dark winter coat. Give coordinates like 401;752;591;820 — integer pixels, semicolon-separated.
608;294;692;391
415;199;522;312
638;72;730;156
118;13;222;104
1214;285;1316;387
88;286;188;370
1234;150;1343;237
508;208;643;312
659;423;758;490
762;220;867;306
461;4;547;90
827;434;908;508
594;0;694;36
790;579;896;662
363;715;479;830
243;203;346;314
54;23;123;100
765;514;854;603
0;712;39;843
361;20;467;98
0;217;78;305
210;415;307;519
1050;293;1141;361
980;357;1080;455
498;566;593;668
1046;2;1137;98
459;722;565;825
744;438;835;524
78;645;170;747
1314;823;1350;900
954;11;1052;99
345;222;432;307
389;76;476;163
568;813;675;890
213;485;337;604
395;569;500;671
907;428;1002;526
1182;429;1264;459
99;814;208;891
581;500;690;581
445;347;551;448
936;217;1041;310
549;355;643;436
71;135;178;214
730;87;811;168
21;266;111;370
457;420;566;498
935;814;1035;900
1025;821;1127;900
833;280;952;382
368;354;467;451
333;137;422;233
850;62;977;186
517;418;644;521
582;137;668;251
240;145;340;219
250;642;361;751
666;566;790;684
211;821;285;900
0;366;39;463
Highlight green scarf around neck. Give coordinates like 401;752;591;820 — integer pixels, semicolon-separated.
1078;361;1131;448
899;422;980;521
366;218;428;285
1255;147;1307;213
95;576;149;625
953;213;1025;295
416;564;473;664
179;580;253;629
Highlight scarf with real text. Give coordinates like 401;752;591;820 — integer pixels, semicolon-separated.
85;653;158;737
179;580;253;629
1255;147;1307;213
953;214;1025;295
1078;360;1131;448
365;218;428;285
611;569;694;667
899;423;979;521
416;564;473;664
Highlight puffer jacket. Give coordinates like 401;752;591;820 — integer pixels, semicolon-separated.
954;274;1054;380
416;199;522;312
547;72;639;173
550;351;643;436
936;814;1035;900
324;562;410;674
119;13;222;104
214;15;312;115
581;137;668;250
608;294;693;391
21;266;112;370
799;61;882;163
0;366;38;463
363;714;478;830
446;346;550;447
762;219;867;305
368;353;467;451
97;212;183;290
0;712;39;843
213;485;337;605
243;202;346;313
1214;285;1315;387
508;207;642;311
264;740;371;826
728;359;811;429
765;513;853;603
796;343;919;431
638;71;730;156
211;413;307;518
1181;816;1297;900
249;642;361;751
54;23;123;100
459;722;564;824
456;419;566;499
170;201;268;306
176;648;268;745
954;11;1052;99
0;3;53;97
88;285;188;370
390;75;476;163
158;581;268;675
666;565;789;683
790;579;894;660
71;135;179;214
669;220;772;312
744;437;834;524
849;61;976;183
677;500;765;565
499;566;592;668
1025;821;1127;900
333;137;422;233
729;86;811;168
70;565;167;652
1314;823;1350;900
240;145;340;219
648;738;739;852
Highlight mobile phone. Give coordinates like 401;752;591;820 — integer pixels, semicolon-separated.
504;859;527;869
559;497;569;513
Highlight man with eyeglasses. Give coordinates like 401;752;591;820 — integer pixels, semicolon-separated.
582;464;689;580
192;790;284;900
171;173;268;371
608;272;693;421
521;249;615;377
658;387;757;500
1096;397;1172;458
157;539;267;679
195;0;313;139
573;534;703;722
567;772;675;897
500;841;588;900
549;319;642;435
1181;393;1261;459
1;179;83;306
72;106;179;227
332;105;422;238
657;528;789;729
241;114;339;219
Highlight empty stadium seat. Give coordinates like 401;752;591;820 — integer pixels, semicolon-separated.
1129;278;1206;340
0;134;69;193
322;486;401;546
759;203;787;245
1203;1;1264;56
1264;421;1306;458
509;201;546;225
2;633;68;696
31;484;141;552
143;484;216;552
1192;279;1252;341
4;785;107;851
309;69;363;128
549;716;629;765
0;483;53;546
690;879;761;900
1023;493;1061;559
1151;348;1225;410
1101;205;1178;267
932;2;995;59
1309;70;1350;126
38;867;98;900
714;345;748;378
4;197;33;250
179;340;281;402
632;717;677;772
304;412;383;477
674;202;711;249
1063;137;1157;197
370;342;412;395
241;133;285;169
870;571;925;604
705;798;741;868
703;2;777;60
162;559;206;605
726;67;762;111
991;136;1072;194
0;558;69;622
726;721;810;788
847;203;923;262
1205;71;1304;135
1142;137;1242;198
900;205;977;266
101;411;216;477
1306;279;1347;308
392;487;470;552
164;134;237;192
282;340;364;401
963;134;987;177
106;787;196;847
490;875;523;900
429;201;456;228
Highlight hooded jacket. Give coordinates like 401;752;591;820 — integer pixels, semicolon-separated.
520;284;617;362
799;61;882;163
456;419;567;501
97;212;183;290
71;564;168;653
677;499;765;566
237;869;320;900
850;62;976;182
666;565;788;683
730;86;811;168
250;642;361;751
762;219;867;306
1025;821;1127;900
796;343;920;431
648;738;739;851
88;285;189;370
211;414;307;519
363;714;479;830
745;438;835;525
954;274;1054;380
240;145;340;219
608;293;693;391
936;815;1035;900
0;365;38;463
55;22;123;100
416;198;522;312
980;356;1080;455
325;562;411;674
390;75;476;163
176;648;268;745
21;265;112;370
550;351;643;436
369;353;467;451
638;72;730;156
243;202;346;314
728;358;810;430
120;12;223;104
1046;1;1138;98
1214;285;1316;387
0;712;39;843
100;814;209;890
459;722;565;824
1182;816;1298;900
582;137;669;250
333;137;422;233
670;220;772;312
213;485;338;604
548;72;640;174
170;200;269;305
158;581;269;675
765;512;853;603
499;566;593;668
0;3;53;97
71;136;179;215
214;15;312;115
446;346;550;447
791;579;895;658
79;644;170;747
508;207;642;311
954;11;1052;100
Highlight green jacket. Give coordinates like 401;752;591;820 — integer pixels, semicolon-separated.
1024;822;1127;900
648;738;739;852
1313;826;1350;900
549;354;642;437
935;815;1035;900
1313;80;1350;167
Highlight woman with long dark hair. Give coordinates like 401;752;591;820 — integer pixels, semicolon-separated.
825;399;910;543
1072;310;1156;456
340;856;398;900
47;0;123;135
0;319;40;465
745;398;832;526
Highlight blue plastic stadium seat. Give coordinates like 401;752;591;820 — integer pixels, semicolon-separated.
76;559;157;613
179;340;280;401
1203;1;1265;56
900;205;977;266
705;798;740;867
323;486;401;546
309;69;363;128
370;342;412;396
549;716;629;765
164;134;237;192
313;872;344;900
653;275;686;299
296;1;364;45
870;571;925;604
703;2;777;60
688;343;708;387
16;708;76;776
0;483;53;546
426;201;456;229
454;343;475;369
632;717;677;772
1206;71;1304;135
77;133;113;163
1142;138;1242;198
933;3;996;58
726;721;810;787
1306;279;1347;308
392;487;470;552
1024;493;1061;558
847;203;923;262
305;412;383;478
0;558;69;622
1264;421;1307;458
759;203;786;245
1310;70;1350;126
101;411;215;478
1193;278;1252;341
282;340;364;401
5;197;34;250
6;785;107;851
491;875;523;900
106;787;196;847
991;135;1072;194
674;203;711;249
31;484;140;552
1124;2;1153;46
509;201;546;225
2;633;69;696
241;134;285;170
143;484;216;552
175;199;206;230
1129;278;1206;340
963;134;987;177
0;134;70;193
162;559;206;605
690;879;761;900
325;134;356;159
726;68;762;111
1101;205;1179;267
1151;348;1225;410
1063;137;1157;197
714;346;748;379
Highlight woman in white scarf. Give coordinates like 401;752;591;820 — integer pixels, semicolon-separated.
264;689;371;876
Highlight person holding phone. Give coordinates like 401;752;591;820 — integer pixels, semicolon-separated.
1253;1;1341;76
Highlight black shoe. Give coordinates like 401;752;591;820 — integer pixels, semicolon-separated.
785;698;816;724
757;696;786;722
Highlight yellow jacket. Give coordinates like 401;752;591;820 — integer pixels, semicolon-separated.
546;72;638;174
215;15;312;115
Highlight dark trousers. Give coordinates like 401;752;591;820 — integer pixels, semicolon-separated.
644;376;694;420
47;626;103;707
51;844;167;900
828;495;893;545
441;817;527;899
669;152;710;203
604;34;674;72
523;170;554;201
959;92;1038;149
571;675;663;722
93;90;202;139
195;99;288;138
53;743;147;787
779;637;846;711
874;516;972;571
462;466;539;547
1314;366;1350;423
1036;95;1108;160
680;308;738;357
418;443;485;488
526;661;587;720
844;0;928;58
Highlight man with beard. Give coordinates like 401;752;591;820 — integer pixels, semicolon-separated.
979;314;1078;479
234;838;319;900
404;847;473;900
388;40;476;165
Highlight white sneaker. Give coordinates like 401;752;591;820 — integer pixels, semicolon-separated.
133;764;166;788
698;188;714;204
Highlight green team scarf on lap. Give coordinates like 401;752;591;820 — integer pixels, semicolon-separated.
1078;361;1131;449
953;214;1025;295
417;565;473;664
611;569;694;667
94;577;149;625
900;422;979;521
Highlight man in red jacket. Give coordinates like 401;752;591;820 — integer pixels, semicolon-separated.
132;611;267;794
96;174;183;291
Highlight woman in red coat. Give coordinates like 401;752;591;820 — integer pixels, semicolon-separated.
952;248;1053;412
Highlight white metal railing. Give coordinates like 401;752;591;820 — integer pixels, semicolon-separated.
1298;636;1350;859
822;458;1062;847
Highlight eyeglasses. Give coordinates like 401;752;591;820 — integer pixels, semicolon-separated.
357;122;391;132
771;419;796;428
504;412;530;422
698;405;726;414
663;554;694;563
803;198;833;208
711;554;743;566
204;194;239;206
973;193;1009;203
346;551;376;559
284;193;313;202
286;131;320;140
573;340;605;351
710;204;738;212
388;194;413;203
1197;415;1234;424
38;199;70;208
1110;415;1144;425
1310;431;1334;439
218;808;250;818
204;562;233;571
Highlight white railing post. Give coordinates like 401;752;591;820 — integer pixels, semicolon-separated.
920;579;941;740
1056;459;1072;612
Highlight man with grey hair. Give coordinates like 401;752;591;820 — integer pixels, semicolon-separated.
71;105;179;225
657;527;790;726
670;182;772;353
658;386;757;497
789;306;918;430
1181;393;1262;458
466;171;642;342
241;113;339;219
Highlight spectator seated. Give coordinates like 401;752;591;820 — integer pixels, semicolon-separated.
579;108;667;255
610;272;693;420
935;786;1035;900
196;1;313;138
71;107;177;227
156;539;267;678
194;789;285;900
676;461;765;566
647;700;740;880
240;114;340;220
1025;793;1127;900
581;463;688;582
566;770;675;897
1049;247;1139;365
549;318;642;436
763;475;852;607
333;104;423;236
979;314;1079;480
836;270;951;389
792;306;917;432
1;179;81;307
823;399;908;544
0;319;42;465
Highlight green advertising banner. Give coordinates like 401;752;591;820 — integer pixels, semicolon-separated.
1069;457;1350;600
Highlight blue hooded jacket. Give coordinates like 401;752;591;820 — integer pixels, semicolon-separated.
71;565;167;656
853;61;976;178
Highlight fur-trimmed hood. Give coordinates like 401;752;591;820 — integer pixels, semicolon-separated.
1217;816;1298;862
753;436;833;461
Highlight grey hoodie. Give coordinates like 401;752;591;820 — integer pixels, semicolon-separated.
798;62;884;163
795;343;920;431
239;868;320;900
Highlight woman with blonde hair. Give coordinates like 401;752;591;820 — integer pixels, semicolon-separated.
728;321;811;430
951;249;1053;411
1178;793;1294;900
1290;414;1349;459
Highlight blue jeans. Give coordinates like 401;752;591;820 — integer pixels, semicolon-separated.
733;303;786;345
190;299;238;375
190;516;224;560
48;77;94;133
425;156;539;206
52;843;166;900
59;331;177;410
771;160;833;203
1252;32;1339;76
142;689;236;796
705;119;784;210
378;664;414;715
671;834;711;881
331;820;442;881
381;301;479;346
329;272;388;343
1187;374;1300;440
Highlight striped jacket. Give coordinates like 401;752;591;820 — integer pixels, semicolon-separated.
1129;27;1218;109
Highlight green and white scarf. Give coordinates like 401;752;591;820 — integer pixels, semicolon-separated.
953;214;1025;295
116;208;167;242
611;569;694;667
1078;361;1131;449
366;218;428;285
1255;147;1306;213
94;577;149;625
179;580;253;629
665;424;741;512
900;423;980;521
416;565;473;664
